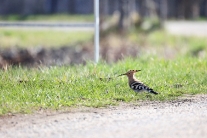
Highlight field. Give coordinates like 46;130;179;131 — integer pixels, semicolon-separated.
0;14;94;48
0;14;94;22
0;15;207;115
0;56;206;115
0;29;93;48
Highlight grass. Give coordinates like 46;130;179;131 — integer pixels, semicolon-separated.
0;14;94;48
0;56;206;115
0;29;93;48
129;30;207;48
0;22;207;115
128;30;207;58
0;14;94;22
1;27;207;56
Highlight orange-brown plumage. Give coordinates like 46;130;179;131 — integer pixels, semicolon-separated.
119;70;158;95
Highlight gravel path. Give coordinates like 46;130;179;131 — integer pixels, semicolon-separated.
164;21;207;37
0;94;207;138
1;21;207;35
0;21;94;31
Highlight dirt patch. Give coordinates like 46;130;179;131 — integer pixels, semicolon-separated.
0;42;140;69
0;94;206;131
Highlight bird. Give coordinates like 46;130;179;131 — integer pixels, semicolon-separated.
118;70;158;95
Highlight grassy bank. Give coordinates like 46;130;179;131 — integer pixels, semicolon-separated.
0;21;207;115
0;57;206;115
0;14;94;22
0;14;94;48
0;29;93;48
1;29;207;57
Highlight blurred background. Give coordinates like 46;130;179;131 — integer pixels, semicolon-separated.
0;0;207;68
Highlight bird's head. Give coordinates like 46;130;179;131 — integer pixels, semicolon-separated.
118;70;141;77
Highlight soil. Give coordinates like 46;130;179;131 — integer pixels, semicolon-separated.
0;94;207;138
0;42;140;69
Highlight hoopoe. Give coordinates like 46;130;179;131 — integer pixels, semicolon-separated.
118;70;158;95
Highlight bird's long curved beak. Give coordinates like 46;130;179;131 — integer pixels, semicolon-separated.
135;70;141;72
117;73;126;77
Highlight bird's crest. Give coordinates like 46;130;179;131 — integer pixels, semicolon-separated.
118;70;141;76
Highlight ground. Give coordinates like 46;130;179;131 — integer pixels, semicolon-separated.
0;94;207;138
0;21;207;137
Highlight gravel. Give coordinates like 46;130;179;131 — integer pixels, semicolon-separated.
164;21;207;37
0;94;207;138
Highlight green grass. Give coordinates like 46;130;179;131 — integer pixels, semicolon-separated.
0;29;93;48
0;14;94;48
0;25;207;115
0;57;206;115
128;30;207;58
1;28;207;57
129;30;207;48
0;14;94;22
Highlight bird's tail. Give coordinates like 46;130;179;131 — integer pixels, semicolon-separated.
146;87;158;95
149;90;158;95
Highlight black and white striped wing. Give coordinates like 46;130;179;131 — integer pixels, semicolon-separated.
130;81;158;94
130;82;146;92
